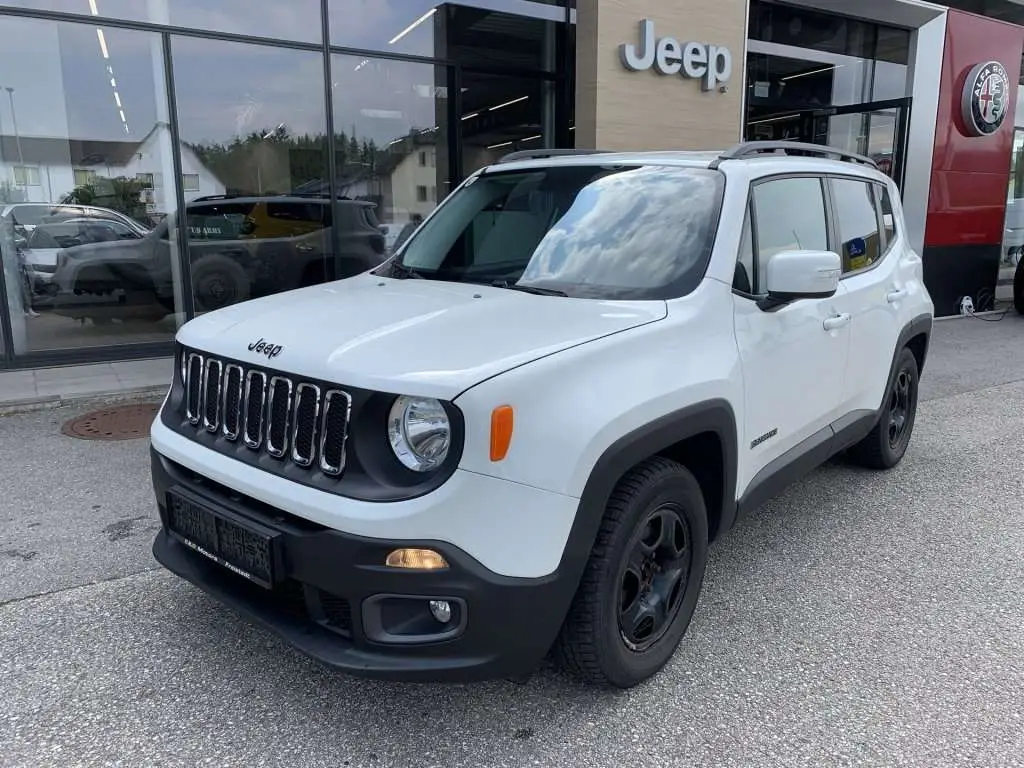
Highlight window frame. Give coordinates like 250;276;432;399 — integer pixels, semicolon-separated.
14;165;41;187
73;168;97;187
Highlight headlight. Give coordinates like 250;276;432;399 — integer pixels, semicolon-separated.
387;395;451;472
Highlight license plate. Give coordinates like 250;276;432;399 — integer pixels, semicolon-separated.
165;489;279;588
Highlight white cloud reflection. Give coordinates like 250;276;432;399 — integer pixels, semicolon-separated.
520;167;721;296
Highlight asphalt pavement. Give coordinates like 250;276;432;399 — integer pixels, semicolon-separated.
2;313;1023;768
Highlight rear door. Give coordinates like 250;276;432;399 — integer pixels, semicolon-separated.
827;176;906;416
733;175;851;490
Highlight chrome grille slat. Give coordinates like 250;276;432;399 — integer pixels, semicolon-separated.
222;364;244;441
319;390;352;477
266;376;294;459
202;358;223;433
180;349;351;478
243;371;268;449
185;353;204;426
291;383;321;467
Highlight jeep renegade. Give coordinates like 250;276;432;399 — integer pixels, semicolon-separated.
149;141;934;688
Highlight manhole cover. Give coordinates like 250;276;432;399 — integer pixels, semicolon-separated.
61;402;161;441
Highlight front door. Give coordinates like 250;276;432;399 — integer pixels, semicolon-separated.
732;176;851;493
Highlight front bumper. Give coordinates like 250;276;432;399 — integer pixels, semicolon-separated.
151;449;580;682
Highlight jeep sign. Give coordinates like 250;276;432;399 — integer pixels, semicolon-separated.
619;18;732;92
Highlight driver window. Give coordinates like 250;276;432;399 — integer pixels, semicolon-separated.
751;177;829;288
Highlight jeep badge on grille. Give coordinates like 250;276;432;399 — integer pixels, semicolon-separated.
248;338;283;359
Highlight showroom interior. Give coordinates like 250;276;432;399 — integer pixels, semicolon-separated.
0;0;1021;370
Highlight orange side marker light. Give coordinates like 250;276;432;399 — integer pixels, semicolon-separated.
490;405;514;462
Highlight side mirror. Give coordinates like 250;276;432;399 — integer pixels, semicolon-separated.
759;249;841;310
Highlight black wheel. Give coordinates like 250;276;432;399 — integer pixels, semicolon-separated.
848;347;920;470
1014;260;1024;315
191;254;250;313
555;457;709;688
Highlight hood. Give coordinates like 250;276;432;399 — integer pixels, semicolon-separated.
177;273;666;399
61;238;146;261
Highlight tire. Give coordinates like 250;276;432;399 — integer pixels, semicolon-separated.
848;346;920;470
1014;260;1024;316
555;457;709;688
191;254;250;313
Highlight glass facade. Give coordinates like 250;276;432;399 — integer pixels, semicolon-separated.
0;0;1019;365
999;128;1024;306
0;0;573;366
744;2;912;184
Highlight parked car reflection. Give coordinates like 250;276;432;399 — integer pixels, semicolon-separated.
20;218;145;309
2;202;149;239
48;195;387;324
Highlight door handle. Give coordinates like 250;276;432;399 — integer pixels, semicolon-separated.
823;312;851;331
886;289;907;303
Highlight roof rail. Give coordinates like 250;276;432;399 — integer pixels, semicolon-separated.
709;141;879;170
189;194;243;202
497;148;612;164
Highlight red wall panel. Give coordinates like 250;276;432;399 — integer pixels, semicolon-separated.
924;10;1024;248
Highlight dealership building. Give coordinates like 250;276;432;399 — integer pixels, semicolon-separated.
0;0;1021;370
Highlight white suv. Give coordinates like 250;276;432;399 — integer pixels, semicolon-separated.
149;141;934;689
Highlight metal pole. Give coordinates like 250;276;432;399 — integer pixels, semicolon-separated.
163;32;196;319
321;0;342;279
6;89;24;176
0;96;7;174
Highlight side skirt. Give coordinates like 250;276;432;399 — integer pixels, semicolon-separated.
735;409;878;519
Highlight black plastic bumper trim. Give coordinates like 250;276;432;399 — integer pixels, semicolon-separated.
150;448;576;682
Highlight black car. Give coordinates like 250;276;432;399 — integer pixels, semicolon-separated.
20;218;144;308
49;195;387;323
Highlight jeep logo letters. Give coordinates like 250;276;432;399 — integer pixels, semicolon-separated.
619;18;732;92
248;338;283;359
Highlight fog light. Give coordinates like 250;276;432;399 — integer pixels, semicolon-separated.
385;548;449;570
429;600;452;623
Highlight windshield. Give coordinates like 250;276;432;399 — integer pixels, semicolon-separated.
392;164;724;300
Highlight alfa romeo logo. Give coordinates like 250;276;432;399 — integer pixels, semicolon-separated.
961;61;1010;136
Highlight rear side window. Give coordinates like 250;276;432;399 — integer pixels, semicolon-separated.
186;204;250;240
876;184;897;248
831;178;882;273
265;202;324;227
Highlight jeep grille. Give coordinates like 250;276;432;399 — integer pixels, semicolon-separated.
183;351;351;476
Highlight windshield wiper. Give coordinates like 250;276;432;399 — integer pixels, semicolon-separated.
489;279;568;297
384;259;423;280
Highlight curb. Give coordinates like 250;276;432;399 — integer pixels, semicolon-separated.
0;384;168;416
